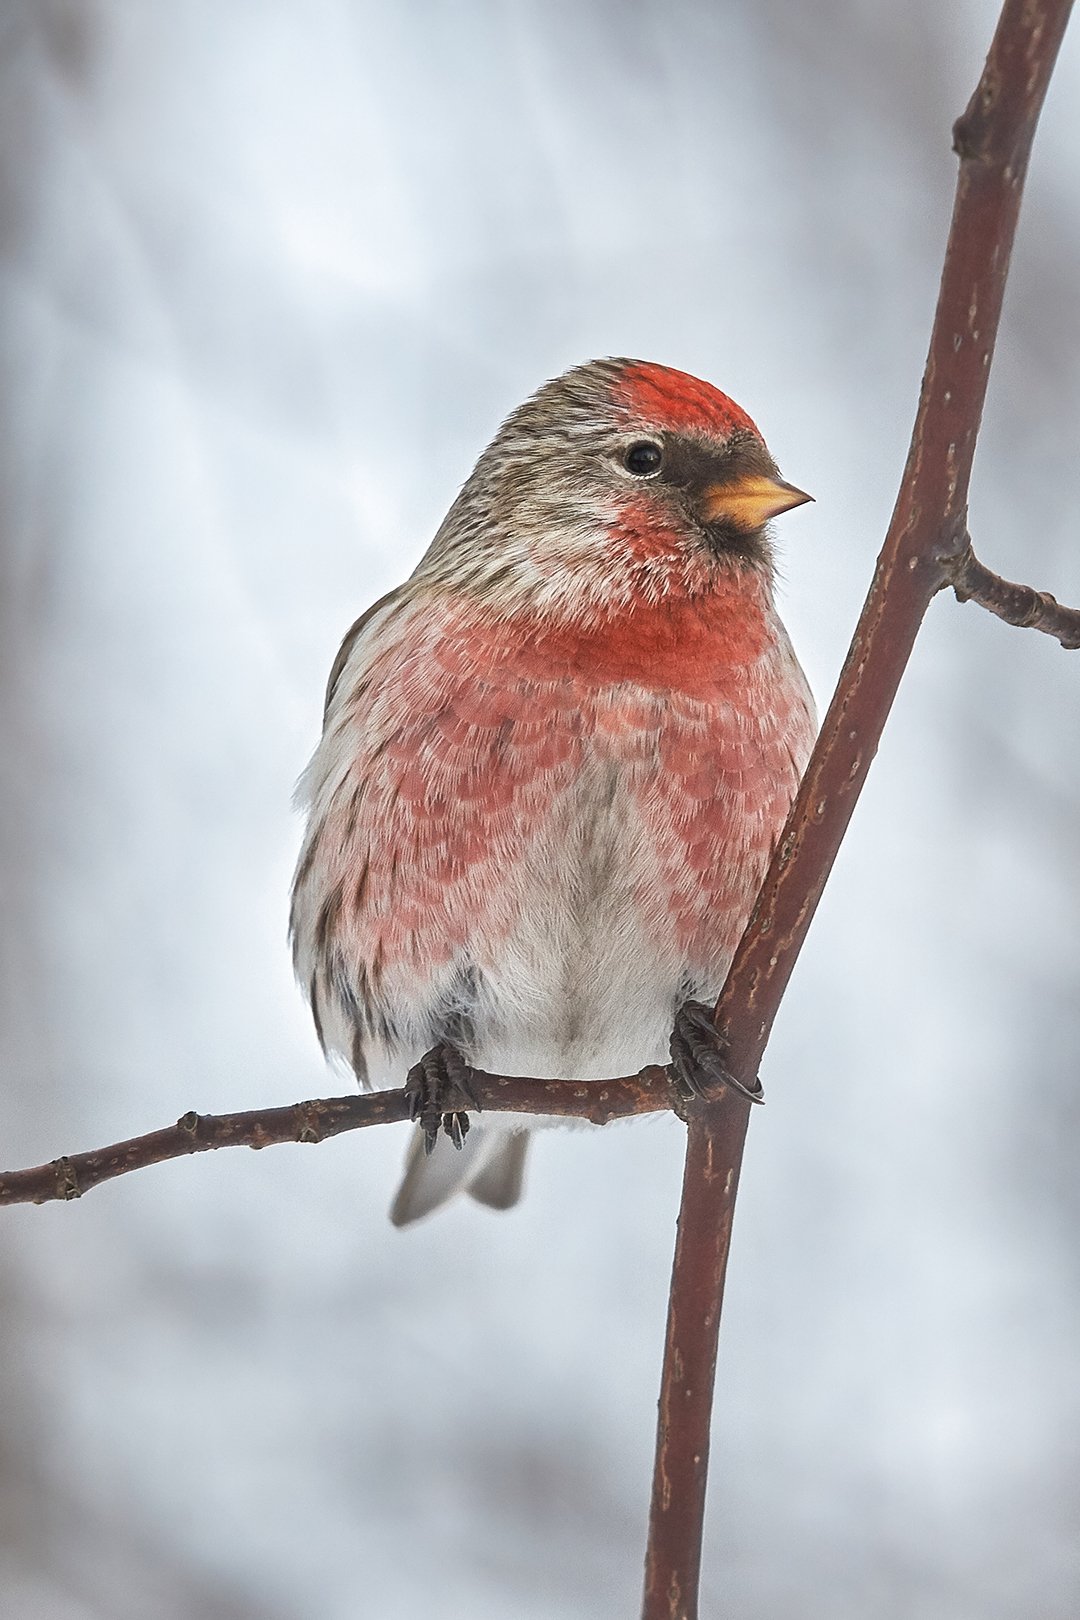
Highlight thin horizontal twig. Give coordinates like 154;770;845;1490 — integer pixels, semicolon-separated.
947;534;1080;647
0;1067;673;1207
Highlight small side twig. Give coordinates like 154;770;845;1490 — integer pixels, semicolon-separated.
947;534;1080;647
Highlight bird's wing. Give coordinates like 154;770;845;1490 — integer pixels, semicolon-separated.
322;586;404;721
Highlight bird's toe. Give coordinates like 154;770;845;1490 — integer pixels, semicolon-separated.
669;1001;764;1105
404;1044;478;1152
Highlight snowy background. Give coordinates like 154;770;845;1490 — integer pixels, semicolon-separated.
1;2;1078;1616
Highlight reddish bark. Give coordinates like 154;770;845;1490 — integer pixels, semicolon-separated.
642;3;1076;1614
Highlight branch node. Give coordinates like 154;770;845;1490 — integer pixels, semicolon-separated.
952;116;978;160
294;1105;325;1144
953;74;1000;160
53;1157;81;1201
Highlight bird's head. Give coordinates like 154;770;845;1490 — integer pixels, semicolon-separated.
418;358;811;622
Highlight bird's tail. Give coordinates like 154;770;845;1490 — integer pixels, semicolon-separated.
389;1125;529;1227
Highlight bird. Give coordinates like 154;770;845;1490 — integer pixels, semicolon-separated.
290;358;816;1225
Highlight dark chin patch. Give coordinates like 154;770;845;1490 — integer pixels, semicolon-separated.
704;522;770;564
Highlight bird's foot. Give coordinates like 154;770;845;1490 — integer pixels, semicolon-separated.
404;1044;481;1154
669;1001;764;1106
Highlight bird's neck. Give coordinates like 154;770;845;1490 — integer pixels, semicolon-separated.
433;564;776;700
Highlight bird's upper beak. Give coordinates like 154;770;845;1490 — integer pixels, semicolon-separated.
701;473;813;531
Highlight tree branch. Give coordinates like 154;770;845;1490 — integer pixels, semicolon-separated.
642;2;1075;1616
0;1068;672;1207
947;534;1080;647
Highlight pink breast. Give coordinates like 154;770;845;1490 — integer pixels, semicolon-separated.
325;587;811;993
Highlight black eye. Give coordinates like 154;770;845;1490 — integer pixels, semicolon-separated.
623;440;664;477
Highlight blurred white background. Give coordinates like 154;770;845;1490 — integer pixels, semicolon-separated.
0;2;1078;1615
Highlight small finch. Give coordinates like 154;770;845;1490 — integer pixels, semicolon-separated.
291;359;815;1224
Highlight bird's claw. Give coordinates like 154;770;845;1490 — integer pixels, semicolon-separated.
404;1044;480;1154
669;1001;764;1106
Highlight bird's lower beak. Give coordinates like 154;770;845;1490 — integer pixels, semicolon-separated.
701;473;813;531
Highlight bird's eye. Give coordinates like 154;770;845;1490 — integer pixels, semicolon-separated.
623;440;664;477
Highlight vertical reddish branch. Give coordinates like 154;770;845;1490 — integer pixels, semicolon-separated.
642;2;1075;1615
722;0;1074;1085
642;1091;750;1619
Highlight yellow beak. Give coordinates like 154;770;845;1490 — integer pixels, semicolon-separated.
701;473;813;531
